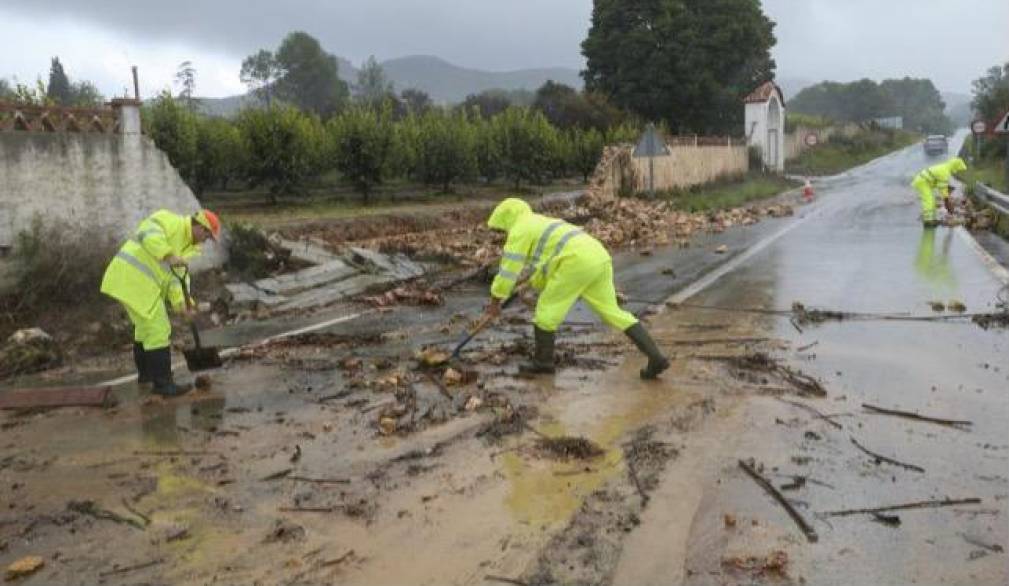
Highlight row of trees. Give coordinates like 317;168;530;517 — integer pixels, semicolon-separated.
970;61;1009;160
789;77;952;134
0;57;103;107
145;92;637;202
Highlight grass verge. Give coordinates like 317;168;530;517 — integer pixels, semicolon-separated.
786;129;919;176
660;172;800;212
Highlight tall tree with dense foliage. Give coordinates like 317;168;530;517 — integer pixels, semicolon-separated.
972;62;1009;122
237;105;326;202
570;128;605;181
879;78;950;134
46;57;71;105
416;110;477;192
193;117;246;195
492;107;560;187
400;88;432;115
582;0;776;134
243;32;349;115
356;56;395;104
329;106;396;202
143;92;198;186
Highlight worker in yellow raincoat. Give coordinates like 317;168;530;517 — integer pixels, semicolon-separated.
911;157;967;226
100;209;221;396
483;198;669;379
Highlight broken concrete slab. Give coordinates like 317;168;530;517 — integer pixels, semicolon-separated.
253;260;358;296
278;238;341;266
0;386;114;409
275;274;392;312
224;282;288;308
349;247;425;280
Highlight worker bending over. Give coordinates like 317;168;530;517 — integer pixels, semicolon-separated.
483;198;669;379
911;157;966;226
101;209;221;396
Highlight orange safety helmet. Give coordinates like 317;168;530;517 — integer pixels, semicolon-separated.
194;209;221;240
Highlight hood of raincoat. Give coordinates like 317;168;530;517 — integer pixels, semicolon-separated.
487;198;533;232
944;157;967;175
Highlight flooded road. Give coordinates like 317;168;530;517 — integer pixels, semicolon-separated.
1;136;1006;585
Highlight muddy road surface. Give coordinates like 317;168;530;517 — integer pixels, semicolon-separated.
2;137;1007;585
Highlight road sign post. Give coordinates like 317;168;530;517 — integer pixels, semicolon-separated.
633;123;670;199
971;120;986;164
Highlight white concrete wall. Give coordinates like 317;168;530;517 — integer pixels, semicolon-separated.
745;98;785;172
589;142;748;200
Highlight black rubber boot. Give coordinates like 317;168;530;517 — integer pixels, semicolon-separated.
519;326;556;375
133;343;152;385
625;322;670;380
148;347;192;397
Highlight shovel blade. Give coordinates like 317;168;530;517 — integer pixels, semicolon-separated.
183;347;223;372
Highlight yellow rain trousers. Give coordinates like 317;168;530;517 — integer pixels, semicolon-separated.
100;210;201;350
911;157;967;222
487;198;638;333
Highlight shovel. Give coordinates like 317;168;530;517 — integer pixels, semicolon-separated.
171;266;223;372
449;282;528;360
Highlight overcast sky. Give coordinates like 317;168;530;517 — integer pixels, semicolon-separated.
0;0;1005;99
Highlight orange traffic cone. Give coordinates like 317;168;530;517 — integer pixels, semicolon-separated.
802;178;814;202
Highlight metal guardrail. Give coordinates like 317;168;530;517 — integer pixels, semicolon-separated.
976;182;1009;216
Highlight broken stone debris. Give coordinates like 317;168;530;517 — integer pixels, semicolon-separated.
5;556;44;581
224;242;426;313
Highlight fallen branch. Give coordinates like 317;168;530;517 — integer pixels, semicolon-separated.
738;459;818;543
625;455;649;506
485;575;530;586
796;341;819;352
849;437;925;473
279;506;341;513
820;497;982;517
288;476;350;485
98;558;164;577
120;498;151;527
776;398;843;430
68;500;146;530
318;390;353;402
133;450;212;457
861;403;972;428
261;468;294;481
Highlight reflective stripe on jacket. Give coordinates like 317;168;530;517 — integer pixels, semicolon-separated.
100;210;201;318
486;198;609;300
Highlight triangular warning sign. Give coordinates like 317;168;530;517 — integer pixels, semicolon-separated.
633;124;670;158
995;110;1009;134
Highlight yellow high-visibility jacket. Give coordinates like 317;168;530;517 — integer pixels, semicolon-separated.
487;198;609;300
913;157;967;199
100;210;201;318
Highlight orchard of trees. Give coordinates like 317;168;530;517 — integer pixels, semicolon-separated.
143;30;638;203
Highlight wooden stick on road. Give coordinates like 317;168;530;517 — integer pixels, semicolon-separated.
820;498;982;517
738;459;819;543
861;403;972;428
849;437;925;473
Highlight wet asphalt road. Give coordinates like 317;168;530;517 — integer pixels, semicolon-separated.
619;132;1009;585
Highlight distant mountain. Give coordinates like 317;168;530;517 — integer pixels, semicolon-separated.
377;55;581;103
197;54;582;116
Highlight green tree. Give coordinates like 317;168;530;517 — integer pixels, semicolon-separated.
46;57;72;105
879;77;950;134
401;88;432;115
460;90;513;119
240;49;279;103
237;104;325;202
492;107;559;187
570;127;605;181
416;110;477;192
174;61;197;111
972;62;1009;122
356;56;395;105
68;81;103;107
143;91;198;186
329;106;396;203
473;115;503;183
0;78;13;101
790;79;894;123
193;117;246;195
582;0;776;134
272;31;349;115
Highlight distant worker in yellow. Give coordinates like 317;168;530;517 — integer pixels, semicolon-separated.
483;198;669;379
101;209;221;396
911;157;967;226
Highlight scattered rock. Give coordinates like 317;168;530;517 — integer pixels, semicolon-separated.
194;375;212;391
415;348;450;368
714;245;728;254
947;300;967;313
264;520;305;544
928;301;946;312
0;328;62;378
442;368;463;386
